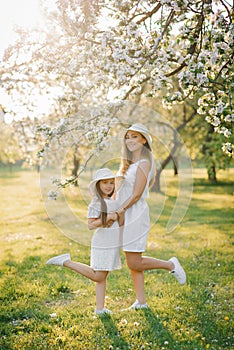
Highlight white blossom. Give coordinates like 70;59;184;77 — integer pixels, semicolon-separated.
215;127;232;138
222;142;233;156
215;102;225;114
48;190;59;200
212;117;221;127
224;114;234;123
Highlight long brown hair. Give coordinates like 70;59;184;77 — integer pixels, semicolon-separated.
119;133;155;187
96;180;115;226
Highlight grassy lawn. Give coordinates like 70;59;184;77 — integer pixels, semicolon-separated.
0;168;233;350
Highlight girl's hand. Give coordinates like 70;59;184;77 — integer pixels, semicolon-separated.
107;212;118;221
105;220;115;228
105;212;118;227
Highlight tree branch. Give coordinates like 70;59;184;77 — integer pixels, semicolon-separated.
136;3;161;25
166;13;204;78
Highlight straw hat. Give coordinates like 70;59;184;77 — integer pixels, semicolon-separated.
89;168;116;196
126;123;153;151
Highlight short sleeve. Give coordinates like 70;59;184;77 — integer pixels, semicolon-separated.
87;199;101;218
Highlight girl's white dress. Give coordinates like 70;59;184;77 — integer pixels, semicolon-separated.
116;159;152;252
88;197;121;271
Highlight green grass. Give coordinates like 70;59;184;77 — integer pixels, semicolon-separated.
0;169;233;350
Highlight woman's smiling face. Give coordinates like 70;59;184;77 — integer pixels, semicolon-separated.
125;130;146;152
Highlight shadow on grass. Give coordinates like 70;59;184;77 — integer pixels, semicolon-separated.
155;192;233;229
142;308;176;347
0;173;19;180
193;178;234;194
99;309;177;349
99;314;130;349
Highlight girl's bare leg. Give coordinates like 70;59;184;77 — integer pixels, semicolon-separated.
64;260;108;283
96;278;107;310
64;261;109;311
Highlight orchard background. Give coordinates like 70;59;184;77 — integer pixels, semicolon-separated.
0;1;233;349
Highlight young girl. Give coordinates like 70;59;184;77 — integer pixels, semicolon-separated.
46;168;121;315
116;123;186;309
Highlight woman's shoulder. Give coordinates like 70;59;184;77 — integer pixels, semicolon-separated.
136;159;151;174
138;158;150;163
136;158;151;167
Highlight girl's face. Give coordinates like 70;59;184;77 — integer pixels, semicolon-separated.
99;178;115;197
125;130;146;152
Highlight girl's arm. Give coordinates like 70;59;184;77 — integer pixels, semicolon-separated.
88;217;103;230
88;212;118;230
117;161;151;215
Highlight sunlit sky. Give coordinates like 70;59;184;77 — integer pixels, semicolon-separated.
1;2;231;64
0;0;232;122
0;0;43;57
0;0;232;56
0;0;47;122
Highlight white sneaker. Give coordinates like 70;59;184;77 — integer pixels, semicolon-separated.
169;257;186;285
46;253;71;266
129;300;148;310
94;308;112;315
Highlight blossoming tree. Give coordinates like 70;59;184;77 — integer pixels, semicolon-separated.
0;0;233;184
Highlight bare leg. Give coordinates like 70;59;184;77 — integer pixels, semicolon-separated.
64;260;108;283
125;252;174;272
130;269;146;304
96;278;107;310
125;252;175;306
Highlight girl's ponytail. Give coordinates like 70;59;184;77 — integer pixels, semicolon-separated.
96;181;108;226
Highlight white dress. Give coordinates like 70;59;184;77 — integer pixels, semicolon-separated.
116;159;152;252
88;198;121;271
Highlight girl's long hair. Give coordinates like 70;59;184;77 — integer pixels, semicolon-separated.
119;134;155;188
96;181;115;226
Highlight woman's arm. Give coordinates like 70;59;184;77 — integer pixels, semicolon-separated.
117;161;151;215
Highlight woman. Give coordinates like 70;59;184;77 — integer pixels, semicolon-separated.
116;123;186;309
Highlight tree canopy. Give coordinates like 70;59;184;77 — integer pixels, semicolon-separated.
0;0;233;170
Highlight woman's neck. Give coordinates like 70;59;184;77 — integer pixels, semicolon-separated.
132;149;143;163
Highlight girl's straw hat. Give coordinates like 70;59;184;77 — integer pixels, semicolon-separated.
126;123;153;151
89;168;116;196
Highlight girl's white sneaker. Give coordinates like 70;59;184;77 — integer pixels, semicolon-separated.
169;257;186;285
129;300;148;309
46;253;71;266
94;308;112;315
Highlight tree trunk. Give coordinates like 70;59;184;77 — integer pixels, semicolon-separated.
202;124;218;183
207;163;217;182
152;166;162;192
71;147;80;186
151;110;196;192
151;132;180;192
173;157;178;176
